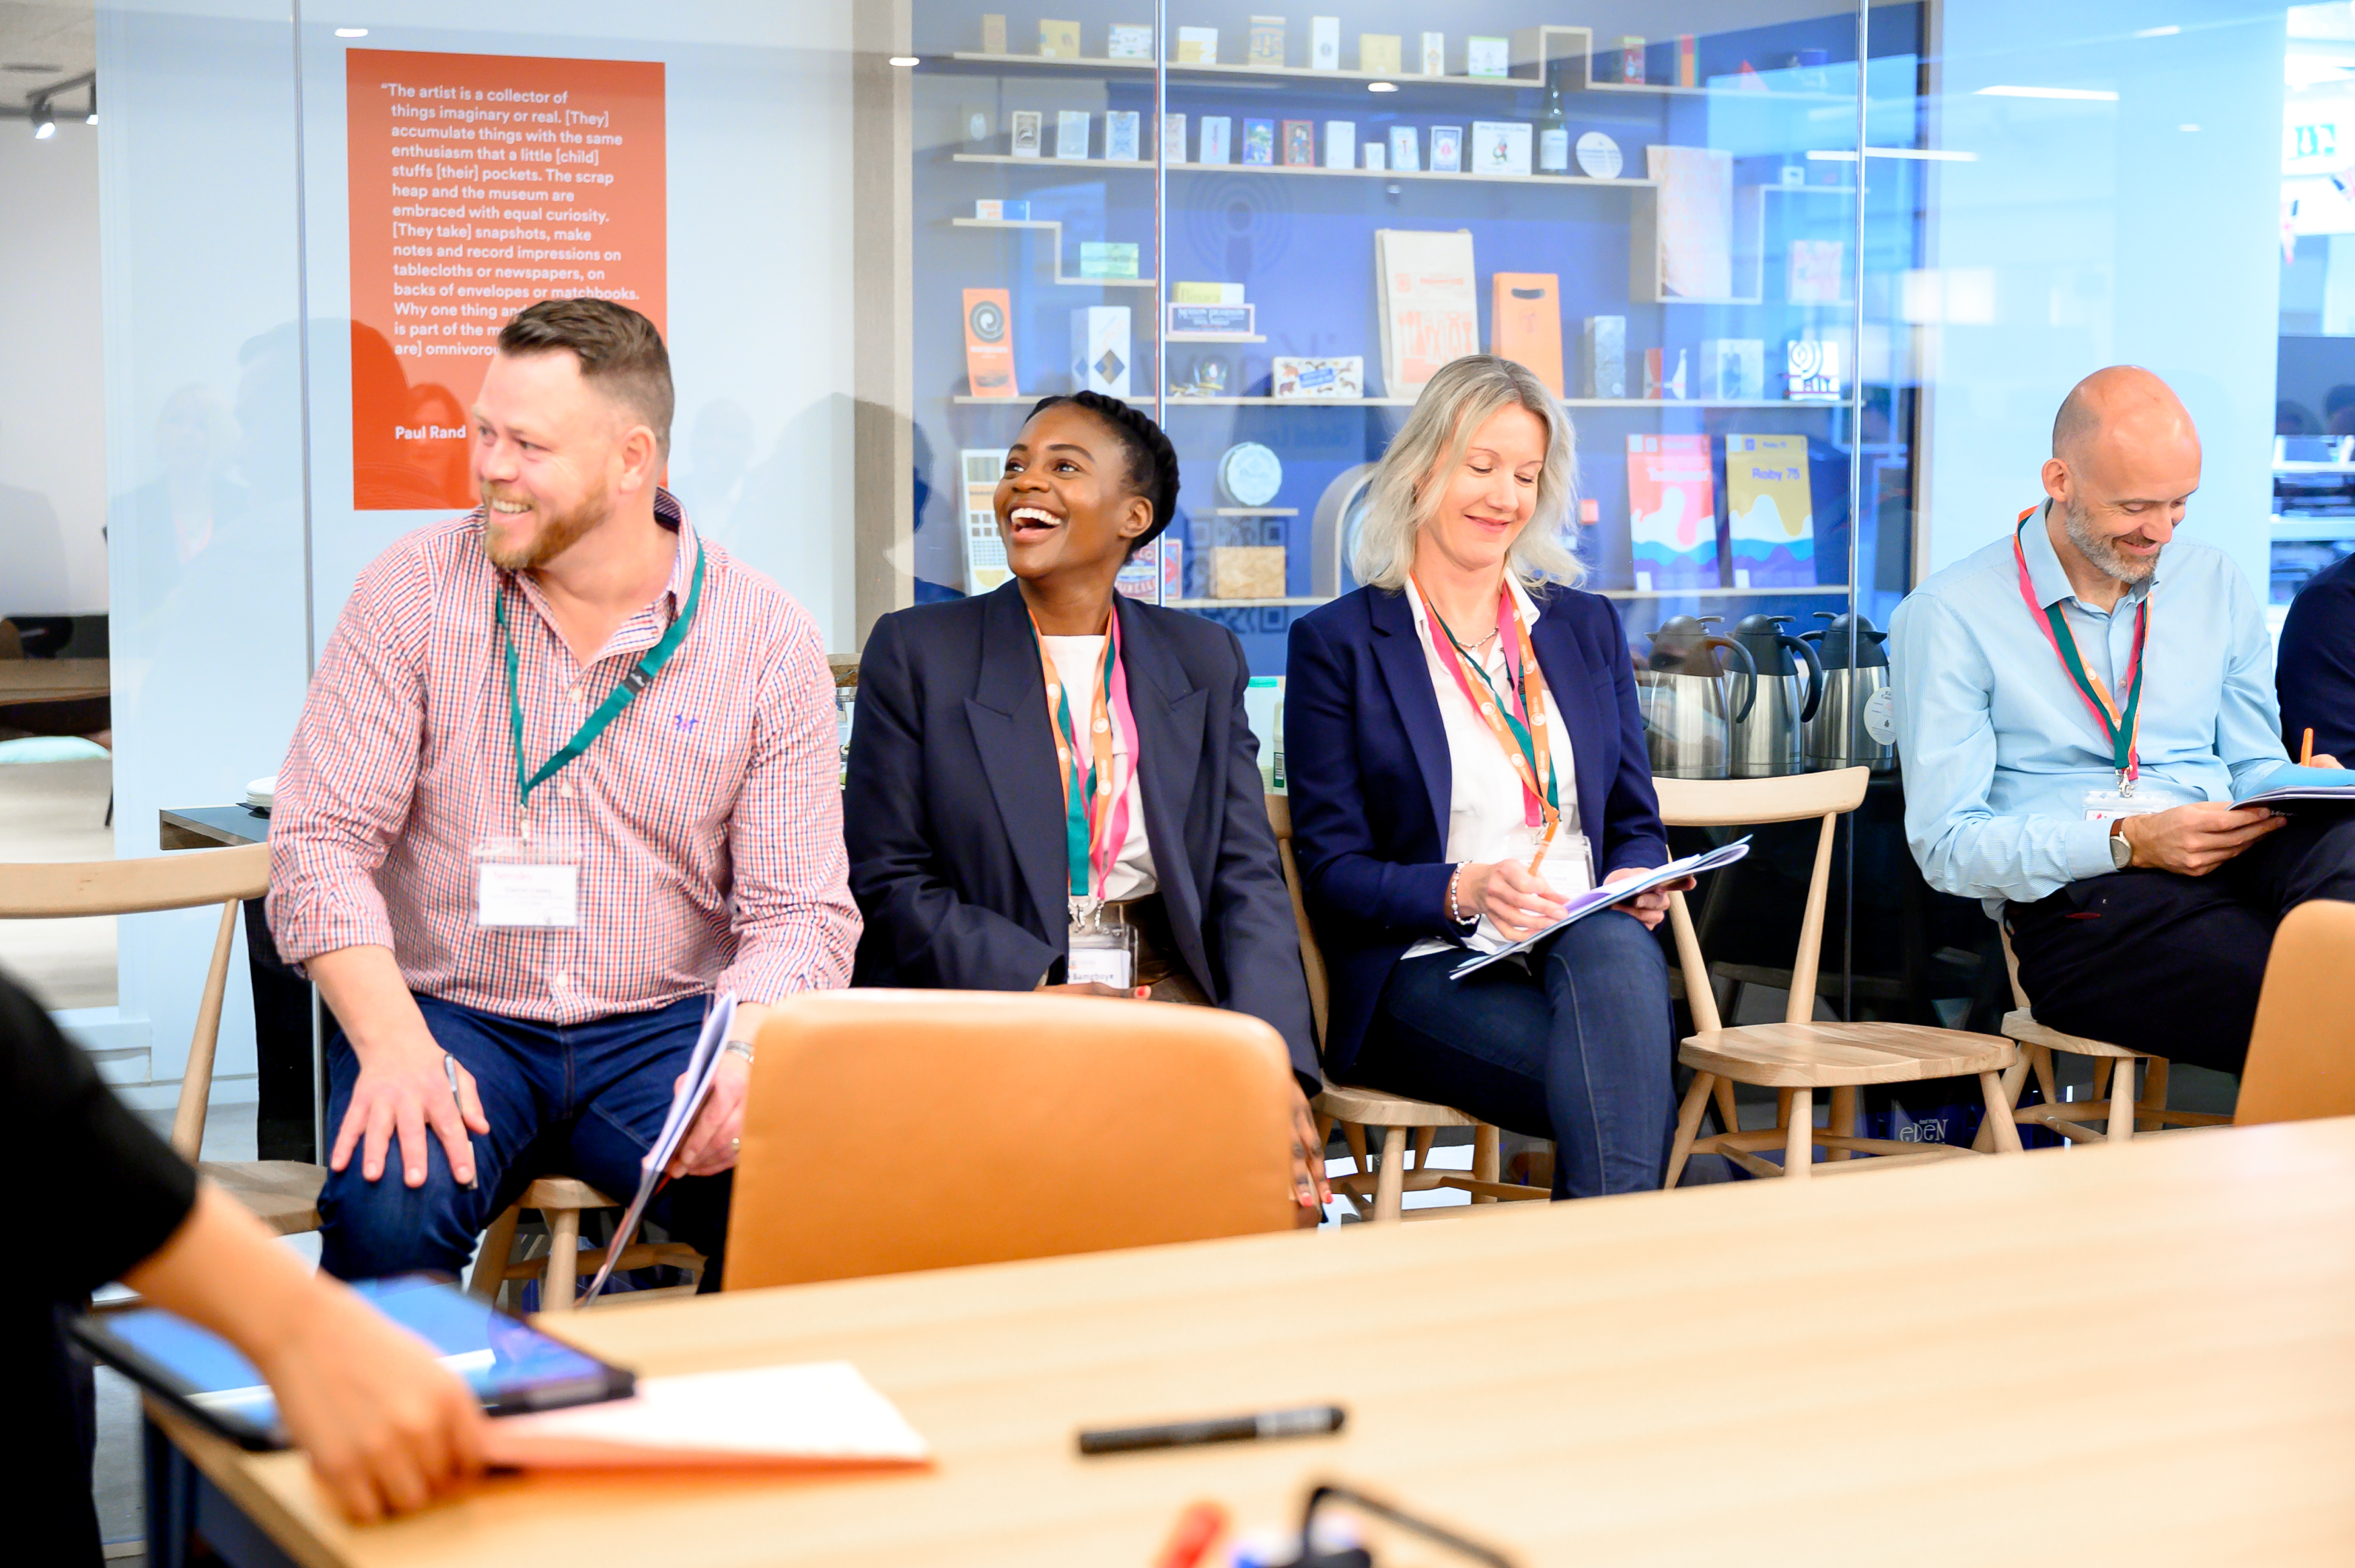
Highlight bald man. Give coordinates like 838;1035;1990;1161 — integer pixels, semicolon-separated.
1890;367;2355;1074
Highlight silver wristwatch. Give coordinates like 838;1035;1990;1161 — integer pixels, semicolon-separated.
2107;819;2132;870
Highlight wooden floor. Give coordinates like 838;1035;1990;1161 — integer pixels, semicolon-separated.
0;755;116;1008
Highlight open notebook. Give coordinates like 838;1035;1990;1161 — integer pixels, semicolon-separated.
2234;763;2355;810
482;1361;935;1472
1450;837;1751;979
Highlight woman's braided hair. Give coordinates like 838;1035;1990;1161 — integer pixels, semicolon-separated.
1024;389;1180;558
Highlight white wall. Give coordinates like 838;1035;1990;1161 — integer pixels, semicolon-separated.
1919;2;2288;593
0;116;108;615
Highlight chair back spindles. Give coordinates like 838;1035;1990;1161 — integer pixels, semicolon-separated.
1783;811;1839;1026
169;897;243;1159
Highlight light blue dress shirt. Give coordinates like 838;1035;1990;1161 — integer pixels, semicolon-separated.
1889;502;2288;913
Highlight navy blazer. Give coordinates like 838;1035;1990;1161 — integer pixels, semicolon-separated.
844;581;1319;1090
2278;549;2355;763
1284;581;1669;1080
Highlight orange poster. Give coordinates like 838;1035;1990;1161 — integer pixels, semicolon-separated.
346;49;665;510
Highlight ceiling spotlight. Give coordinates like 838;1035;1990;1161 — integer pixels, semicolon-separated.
887;55;919;67
32;96;55;139
1368;80;1398;92
336;28;368;38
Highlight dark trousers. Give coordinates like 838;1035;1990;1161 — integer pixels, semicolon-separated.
2008;812;2355;1074
318;994;732;1286
1348;910;1677;1199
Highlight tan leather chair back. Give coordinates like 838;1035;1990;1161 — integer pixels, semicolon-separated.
2236;900;2355;1126
725;990;1301;1289
1263;792;1328;1047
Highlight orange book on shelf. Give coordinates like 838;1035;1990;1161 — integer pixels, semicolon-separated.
1490;272;1564;395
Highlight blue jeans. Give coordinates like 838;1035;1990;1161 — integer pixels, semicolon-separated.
1348;911;1676;1199
317;994;732;1284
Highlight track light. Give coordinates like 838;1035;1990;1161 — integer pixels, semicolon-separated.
31;95;54;139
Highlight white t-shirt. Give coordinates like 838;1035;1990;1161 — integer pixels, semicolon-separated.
1401;577;1588;959
1041;634;1157;902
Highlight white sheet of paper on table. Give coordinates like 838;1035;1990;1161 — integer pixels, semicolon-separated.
482;1361;933;1469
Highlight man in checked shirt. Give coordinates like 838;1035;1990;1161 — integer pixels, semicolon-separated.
268;299;859;1286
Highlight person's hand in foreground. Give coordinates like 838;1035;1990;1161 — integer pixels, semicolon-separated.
1458;859;1567;940
122;1184;486;1522
2115;801;2286;876
1604;867;1696;932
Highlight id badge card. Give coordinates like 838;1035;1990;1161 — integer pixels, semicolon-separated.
1534;831;1595;899
1066;900;1136;990
2082;791;2163;823
472;837;581;929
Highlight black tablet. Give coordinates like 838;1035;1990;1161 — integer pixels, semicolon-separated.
71;1272;635;1450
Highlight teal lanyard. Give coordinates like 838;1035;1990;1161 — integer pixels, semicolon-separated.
1432;616;1560;815
1034;623;1118;898
495;544;705;822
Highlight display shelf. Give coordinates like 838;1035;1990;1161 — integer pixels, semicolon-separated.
947;216;1156;288
1167;595;1331;609
1165;333;1266;344
953;153;1654;190
945;51;1529;91
1211;507;1299;517
949;395;1838;408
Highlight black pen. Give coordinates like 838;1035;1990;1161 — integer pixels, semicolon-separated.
1078;1404;1346;1456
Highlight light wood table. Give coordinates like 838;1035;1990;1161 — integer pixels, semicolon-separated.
0;656;109;702
149;1118;2355;1567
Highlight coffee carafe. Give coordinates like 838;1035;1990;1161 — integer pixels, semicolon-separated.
1800;609;1896;772
1635;615;1755;780
1727;613;1823;778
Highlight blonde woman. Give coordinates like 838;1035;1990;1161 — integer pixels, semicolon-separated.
1284;355;1686;1197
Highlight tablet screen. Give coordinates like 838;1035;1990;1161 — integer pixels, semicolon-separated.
79;1273;632;1448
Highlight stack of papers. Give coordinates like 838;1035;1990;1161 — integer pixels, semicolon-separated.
579;994;735;1304
1451;837;1751;979
480;1361;933;1472
2234;763;2355;810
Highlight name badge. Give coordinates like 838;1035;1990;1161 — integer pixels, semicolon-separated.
2082;790;2163;823
1533;831;1595;899
472;837;581;928
1066;899;1136;990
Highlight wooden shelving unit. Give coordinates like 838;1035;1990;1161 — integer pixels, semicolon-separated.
947;216;1155;288
951;152;1653;190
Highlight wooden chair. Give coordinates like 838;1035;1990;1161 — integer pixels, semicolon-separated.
1971;925;2227;1149
466;1178;704;1315
1659;770;2025;1183
1266;793;1547;1222
723;990;1303;1289
2235;899;2355;1125
0;846;323;1233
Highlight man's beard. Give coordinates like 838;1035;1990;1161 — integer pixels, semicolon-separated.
478;485;606;570
2061;499;2157;585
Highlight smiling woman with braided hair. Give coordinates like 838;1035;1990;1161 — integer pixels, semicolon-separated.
843;389;1328;1214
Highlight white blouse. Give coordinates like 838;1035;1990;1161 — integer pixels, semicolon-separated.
1041;634;1156;903
1400;577;1589;959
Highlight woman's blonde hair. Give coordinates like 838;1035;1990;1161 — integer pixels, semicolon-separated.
1350;354;1583;593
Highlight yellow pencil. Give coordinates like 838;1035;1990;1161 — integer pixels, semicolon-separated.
2303;727;2315;767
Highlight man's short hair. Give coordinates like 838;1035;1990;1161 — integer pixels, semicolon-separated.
497;299;673;455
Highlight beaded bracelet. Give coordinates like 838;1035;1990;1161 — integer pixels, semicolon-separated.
1445;864;1476;928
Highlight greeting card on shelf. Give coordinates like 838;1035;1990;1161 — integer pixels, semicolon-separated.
1108;24;1153;60
1273;355;1364;398
1389;126;1420;172
1581;315;1626;399
1465;35;1509;78
1646;145;1735;300
1471;120;1532;178
1628;434;1718;592
1361;34;1402;74
1247;15;1284;67
1430;125;1463;173
1039;19;1081;59
1420;32;1445;75
1702;338;1765;400
980;13;1007;54
1324;121;1356;170
1072;307;1132;398
1618;36;1647;83
1200;116;1233;164
1726;435;1815;588
1178;25;1219;63
1162;113;1186;163
1243;118;1275;165
1787;239;1845;303
1785;337;1842;402
1282;120;1315;166
1080;242;1139;281
1363;142;1386;171
1010;110;1042;157
1173;281;1243;305
963;289;1017;400
1054;110;1090;160
961;449;1012;595
1105;110;1140;163
1311;16;1340;70
1643;346;1689;401
1491;273;1564;396
1376;228;1478;396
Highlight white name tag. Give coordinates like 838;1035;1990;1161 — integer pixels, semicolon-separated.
1535;831;1595;898
472;837;580;928
2082;790;2163;823
1066;943;1134;990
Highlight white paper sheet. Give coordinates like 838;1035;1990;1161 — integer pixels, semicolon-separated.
482;1361;933;1470
578;992;735;1304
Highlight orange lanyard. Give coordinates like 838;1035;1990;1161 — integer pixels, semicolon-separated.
1027;605;1134;901
1412;574;1561;860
